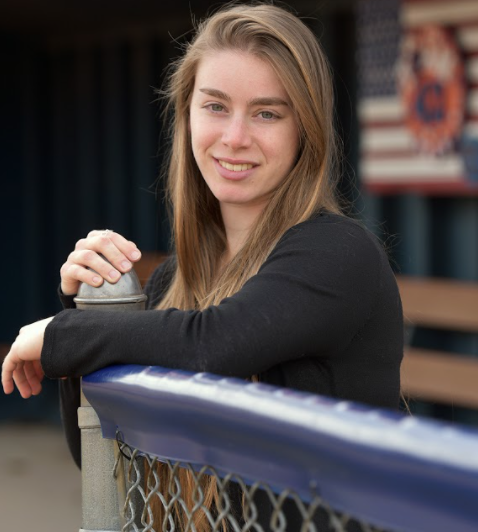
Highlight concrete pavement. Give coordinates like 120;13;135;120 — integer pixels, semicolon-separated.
0;423;81;532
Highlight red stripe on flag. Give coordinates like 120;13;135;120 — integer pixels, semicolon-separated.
363;181;478;196
359;120;404;129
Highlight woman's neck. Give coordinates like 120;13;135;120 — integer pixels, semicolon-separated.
220;202;264;262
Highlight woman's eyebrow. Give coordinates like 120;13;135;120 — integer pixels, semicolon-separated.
248;97;289;107
198;88;289;107
199;88;231;101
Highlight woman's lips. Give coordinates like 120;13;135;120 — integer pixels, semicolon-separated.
214;158;258;180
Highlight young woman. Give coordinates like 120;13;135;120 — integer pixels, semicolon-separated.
2;2;403;529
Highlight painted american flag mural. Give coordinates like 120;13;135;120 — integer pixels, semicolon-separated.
357;0;478;193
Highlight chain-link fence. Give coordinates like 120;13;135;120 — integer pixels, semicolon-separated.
114;435;386;532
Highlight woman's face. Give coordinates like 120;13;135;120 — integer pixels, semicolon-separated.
189;50;300;215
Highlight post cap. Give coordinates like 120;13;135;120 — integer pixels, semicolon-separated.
74;267;147;306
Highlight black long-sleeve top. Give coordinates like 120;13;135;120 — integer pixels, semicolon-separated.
49;213;403;468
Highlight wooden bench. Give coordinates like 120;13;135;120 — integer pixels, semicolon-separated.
397;275;478;409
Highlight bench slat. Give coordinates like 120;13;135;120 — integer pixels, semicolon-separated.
397;275;478;334
401;348;478;409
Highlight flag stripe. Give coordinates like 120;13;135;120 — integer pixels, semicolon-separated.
403;2;478;27
361;124;478;152
458;26;478;51
359;90;478;123
358;97;404;122
360;156;464;181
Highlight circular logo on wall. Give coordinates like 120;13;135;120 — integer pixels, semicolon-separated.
396;25;465;155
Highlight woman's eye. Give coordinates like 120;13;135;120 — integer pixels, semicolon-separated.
259;111;276;120
209;103;224;113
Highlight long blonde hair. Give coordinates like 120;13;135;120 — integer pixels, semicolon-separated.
159;2;342;312
153;3;342;529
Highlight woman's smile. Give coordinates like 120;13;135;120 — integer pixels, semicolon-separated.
217;160;255;172
214;158;258;181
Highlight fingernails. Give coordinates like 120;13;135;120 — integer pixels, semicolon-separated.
109;270;120;280
92;276;101;285
121;260;131;271
131;250;140;260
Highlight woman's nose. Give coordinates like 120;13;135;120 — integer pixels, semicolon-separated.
221;116;252;149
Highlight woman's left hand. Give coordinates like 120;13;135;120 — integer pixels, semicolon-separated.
2;317;54;398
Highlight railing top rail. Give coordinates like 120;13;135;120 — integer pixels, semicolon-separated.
83;364;478;532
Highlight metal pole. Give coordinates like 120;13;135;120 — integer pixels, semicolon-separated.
75;266;147;532
78;389;122;532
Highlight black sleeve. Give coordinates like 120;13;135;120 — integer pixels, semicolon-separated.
59;377;82;468
56;286;82;467
58;286;77;309
41;217;388;380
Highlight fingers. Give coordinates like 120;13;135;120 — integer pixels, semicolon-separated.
61;249;122;293
60;230;141;295
2;318;51;397
13;363;32;399
84;230;142;265
23;361;43;396
1;354;16;395
2;353;33;398
32;359;45;384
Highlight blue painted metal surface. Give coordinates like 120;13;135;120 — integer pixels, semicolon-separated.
83;364;478;532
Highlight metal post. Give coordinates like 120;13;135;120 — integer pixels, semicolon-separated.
78;390;122;532
75;265;147;532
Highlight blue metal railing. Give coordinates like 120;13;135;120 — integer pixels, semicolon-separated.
83;364;478;532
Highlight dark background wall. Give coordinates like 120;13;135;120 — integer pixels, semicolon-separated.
1;0;477;423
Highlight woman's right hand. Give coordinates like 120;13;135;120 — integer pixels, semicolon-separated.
60;230;142;296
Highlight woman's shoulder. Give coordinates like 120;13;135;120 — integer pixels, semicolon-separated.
279;212;383;254
261;212;396;298
261;211;393;284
